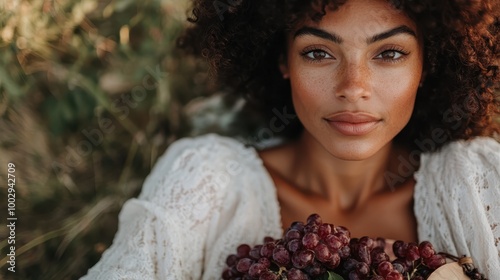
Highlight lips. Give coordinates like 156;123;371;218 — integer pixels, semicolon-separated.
324;112;381;136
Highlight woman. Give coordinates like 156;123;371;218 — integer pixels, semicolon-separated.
81;0;500;278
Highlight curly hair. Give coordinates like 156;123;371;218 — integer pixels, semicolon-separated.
178;0;500;152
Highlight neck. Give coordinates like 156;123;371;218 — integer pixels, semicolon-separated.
289;132;400;212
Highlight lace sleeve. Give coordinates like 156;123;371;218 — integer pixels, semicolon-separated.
414;137;500;277
80;136;234;279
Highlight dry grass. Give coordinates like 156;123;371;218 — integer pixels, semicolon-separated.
1;1;499;279
0;0;243;279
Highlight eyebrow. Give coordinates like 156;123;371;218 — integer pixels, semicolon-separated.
293;25;417;44
294;26;343;44
367;25;417;43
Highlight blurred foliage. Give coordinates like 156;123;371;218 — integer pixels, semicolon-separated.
0;1;499;279
0;0;262;279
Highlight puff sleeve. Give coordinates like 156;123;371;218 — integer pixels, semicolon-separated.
414;137;500;277
80;134;282;279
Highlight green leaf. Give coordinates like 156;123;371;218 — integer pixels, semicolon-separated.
317;271;345;280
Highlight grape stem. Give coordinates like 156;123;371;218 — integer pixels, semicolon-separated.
277;266;286;278
409;261;422;279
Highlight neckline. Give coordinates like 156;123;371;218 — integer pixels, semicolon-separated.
247;145;407;256
248;143;422;242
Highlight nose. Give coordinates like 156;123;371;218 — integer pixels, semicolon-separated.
335;62;371;102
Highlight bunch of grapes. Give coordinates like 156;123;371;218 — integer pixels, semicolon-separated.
222;214;487;280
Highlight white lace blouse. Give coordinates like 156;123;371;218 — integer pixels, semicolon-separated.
81;134;500;279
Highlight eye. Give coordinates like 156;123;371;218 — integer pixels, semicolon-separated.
301;49;334;61
375;49;408;61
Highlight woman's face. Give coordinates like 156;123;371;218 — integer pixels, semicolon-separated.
282;0;424;160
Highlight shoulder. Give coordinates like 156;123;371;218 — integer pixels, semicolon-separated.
414;136;500;200
414;137;500;276
156;133;256;169
417;136;500;177
414;136;500;207
151;133;258;176
139;133;262;201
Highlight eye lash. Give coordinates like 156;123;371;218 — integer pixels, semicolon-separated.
377;46;410;63
300;45;327;55
386;47;409;55
300;46;333;63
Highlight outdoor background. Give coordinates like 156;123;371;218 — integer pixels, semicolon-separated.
2;1;499;280
0;0;265;279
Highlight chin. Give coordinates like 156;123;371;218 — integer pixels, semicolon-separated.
329;149;377;161
323;139;389;161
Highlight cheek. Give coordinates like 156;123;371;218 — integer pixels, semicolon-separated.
378;71;419;124
290;76;328;127
289;67;332;109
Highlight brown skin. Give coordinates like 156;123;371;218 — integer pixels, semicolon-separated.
259;0;422;242
260;141;417;242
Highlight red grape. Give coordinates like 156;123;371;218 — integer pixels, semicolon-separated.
260;242;275;258
286;229;303;241
393;240;407;258
258;257;271;267
237;244;251;258
423;254;446;270
291;249;314;269
249;245;263;260
371;247;389;266
306;213;322;226
223;213;484;280
236;258;254;273
290;222;305;231
406;242;421;261
259;271;278;280
302;232;320;249
342;258;359;272
357;244;371;264
248;263;267;277
226;254;238;266
339;245;351;259
272;245;290;266
386;271;404;280
305;261;325;276
325;234;343;251
287;239;302;253
324;252;341;269
418;241;435;259
359;236;375;250
286;268;309;280
318;223;332;239
356;262;370;275
335;232;350;246
314;243;333;263
377;260;393;277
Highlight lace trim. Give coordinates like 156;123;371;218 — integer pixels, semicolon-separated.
414;137;500;277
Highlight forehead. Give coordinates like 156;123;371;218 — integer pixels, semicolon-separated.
296;0;417;35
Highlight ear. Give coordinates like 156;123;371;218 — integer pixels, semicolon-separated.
279;54;290;79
